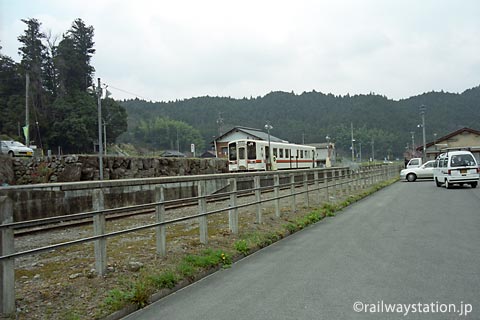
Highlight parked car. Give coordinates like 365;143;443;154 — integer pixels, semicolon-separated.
433;150;479;188
400;160;436;182
0;140;34;157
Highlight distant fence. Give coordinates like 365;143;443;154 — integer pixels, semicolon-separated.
0;164;401;316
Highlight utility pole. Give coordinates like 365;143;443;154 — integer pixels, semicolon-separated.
103;121;107;155
410;131;415;157
351;122;355;162
97;78;104;180
371;139;375;161
359;142;362;163
265;121;273;170
25;73;30;146
420;105;427;161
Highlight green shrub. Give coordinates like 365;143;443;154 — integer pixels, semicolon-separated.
177;262;196;279
130;281;152;308
234;239;249;255
148;271;178;289
103;289;132;312
183;249;231;270
285;223;299;233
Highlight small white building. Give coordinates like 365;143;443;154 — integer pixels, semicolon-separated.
417;127;480;161
307;143;336;167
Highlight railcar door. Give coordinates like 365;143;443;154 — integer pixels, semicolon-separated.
228;142;238;171
237;141;248;171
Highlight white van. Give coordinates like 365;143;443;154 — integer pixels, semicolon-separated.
433;150;479;189
406;157;423;169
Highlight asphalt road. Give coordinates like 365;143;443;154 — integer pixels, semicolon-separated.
124;181;480;320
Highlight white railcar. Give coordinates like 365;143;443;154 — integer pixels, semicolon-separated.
228;139;316;171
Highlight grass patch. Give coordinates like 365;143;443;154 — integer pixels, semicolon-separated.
234;239;249;255
147;270;178;289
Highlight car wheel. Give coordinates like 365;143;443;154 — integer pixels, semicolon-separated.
435;178;442;187
406;173;417;182
445;180;452;189
8;151;14;157
471;182;478;188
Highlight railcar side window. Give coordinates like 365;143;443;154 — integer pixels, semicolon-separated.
273;148;278;157
247;142;256;160
279;149;284;158
286;149;290;158
229;144;237;161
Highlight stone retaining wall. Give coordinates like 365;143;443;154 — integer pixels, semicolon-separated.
0;155;228;185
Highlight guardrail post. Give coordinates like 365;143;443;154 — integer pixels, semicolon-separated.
355;170;360;191
229;178;238;234
314;171;320;206
348;169;353;194
303;172;310;208
1;196;14;316
198;180;208;244
290;173;296;213
341;169;346;197
362;168;366;188
93;189;107;276
255;176;262;224
333;170;339;201
155;185;166;257
274;174;281;217
324;171;329;202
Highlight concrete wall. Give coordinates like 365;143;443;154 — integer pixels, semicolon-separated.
0;175;231;222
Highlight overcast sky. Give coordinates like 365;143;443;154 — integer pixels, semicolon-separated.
1;0;479;102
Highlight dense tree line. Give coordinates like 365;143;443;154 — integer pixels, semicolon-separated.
119;87;480;159
133;117;205;152
0;18;127;154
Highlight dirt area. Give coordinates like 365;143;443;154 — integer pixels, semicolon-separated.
7;184;358;319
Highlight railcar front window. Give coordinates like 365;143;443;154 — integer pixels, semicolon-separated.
247;142;256;159
239;147;246;160
229;144;237;161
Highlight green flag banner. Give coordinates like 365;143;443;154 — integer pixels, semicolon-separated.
22;125;29;142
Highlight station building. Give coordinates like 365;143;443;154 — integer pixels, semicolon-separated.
417;127;480;162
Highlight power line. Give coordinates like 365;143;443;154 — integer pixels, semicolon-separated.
102;83;150;100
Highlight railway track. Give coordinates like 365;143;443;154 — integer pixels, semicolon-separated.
13;188;268;237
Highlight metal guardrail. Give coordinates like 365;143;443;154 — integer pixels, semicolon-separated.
0;164;400;315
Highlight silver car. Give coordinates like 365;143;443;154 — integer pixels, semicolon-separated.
0;140;34;157
400;160;436;182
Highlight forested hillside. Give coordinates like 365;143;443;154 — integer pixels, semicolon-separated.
119;87;480;158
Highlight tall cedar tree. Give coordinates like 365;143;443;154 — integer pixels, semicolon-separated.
57;18;95;94
17;18;50;146
0;50;24;136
